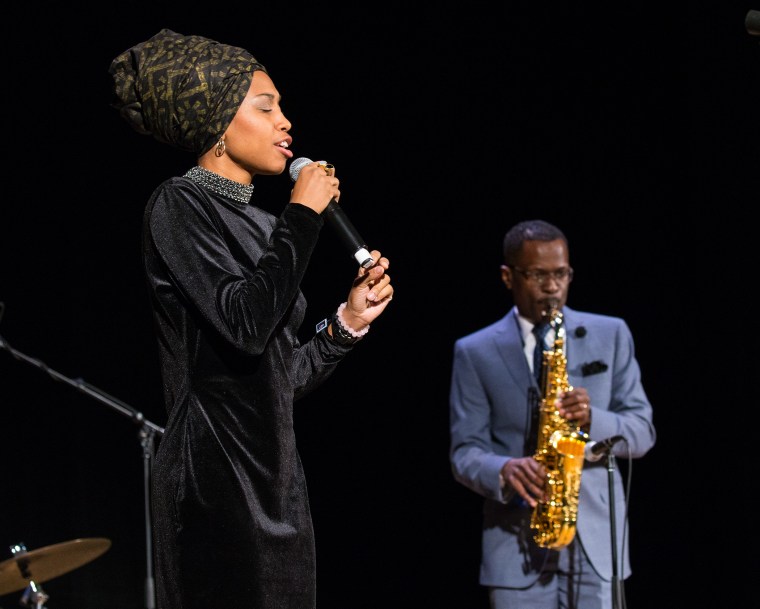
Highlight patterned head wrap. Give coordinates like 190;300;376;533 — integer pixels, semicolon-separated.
109;29;267;155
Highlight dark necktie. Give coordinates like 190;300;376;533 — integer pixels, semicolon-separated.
532;322;550;383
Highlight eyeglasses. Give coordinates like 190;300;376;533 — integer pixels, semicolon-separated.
509;266;574;286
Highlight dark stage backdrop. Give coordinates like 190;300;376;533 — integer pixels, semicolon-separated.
1;3;757;608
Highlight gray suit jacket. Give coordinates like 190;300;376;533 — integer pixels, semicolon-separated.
449;306;656;587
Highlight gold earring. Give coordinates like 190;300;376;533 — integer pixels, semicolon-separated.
215;138;226;157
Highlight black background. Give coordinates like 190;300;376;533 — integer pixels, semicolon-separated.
1;2;757;608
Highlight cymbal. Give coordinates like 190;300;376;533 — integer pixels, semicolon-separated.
0;538;111;596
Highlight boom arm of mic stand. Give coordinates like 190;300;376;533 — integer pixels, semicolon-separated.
0;333;162;609
0;333;164;435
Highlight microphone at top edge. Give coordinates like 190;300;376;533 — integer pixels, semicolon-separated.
747;10;760;36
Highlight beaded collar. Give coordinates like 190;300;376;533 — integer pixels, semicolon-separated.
184;166;254;204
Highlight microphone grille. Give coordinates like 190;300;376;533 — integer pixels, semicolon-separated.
289;157;313;182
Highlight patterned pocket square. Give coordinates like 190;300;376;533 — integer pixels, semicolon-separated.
581;360;608;376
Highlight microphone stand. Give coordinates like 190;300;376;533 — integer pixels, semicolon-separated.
606;453;624;609
0;332;163;609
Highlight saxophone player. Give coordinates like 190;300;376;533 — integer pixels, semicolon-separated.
448;219;656;609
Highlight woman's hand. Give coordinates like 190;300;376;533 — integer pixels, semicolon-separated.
340;250;393;332
289;160;340;214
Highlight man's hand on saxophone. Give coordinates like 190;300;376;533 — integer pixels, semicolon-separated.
556;388;592;429
499;457;547;509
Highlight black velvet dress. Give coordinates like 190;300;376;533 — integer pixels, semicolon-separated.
143;175;351;609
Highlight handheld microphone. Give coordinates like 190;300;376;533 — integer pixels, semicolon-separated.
289;157;374;268
584;435;625;462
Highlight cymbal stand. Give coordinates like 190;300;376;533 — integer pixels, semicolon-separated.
0;332;164;609
10;544;49;609
20;581;49;609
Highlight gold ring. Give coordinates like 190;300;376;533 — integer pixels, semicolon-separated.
324;163;335;176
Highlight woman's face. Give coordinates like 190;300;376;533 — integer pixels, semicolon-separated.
223;71;293;176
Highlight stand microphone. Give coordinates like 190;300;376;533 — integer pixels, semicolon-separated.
583;434;629;608
584;435;625;462
289;157;374;268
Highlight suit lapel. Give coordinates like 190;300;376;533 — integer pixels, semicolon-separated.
491;307;534;390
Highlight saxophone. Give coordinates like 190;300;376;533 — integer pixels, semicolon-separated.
529;306;589;550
